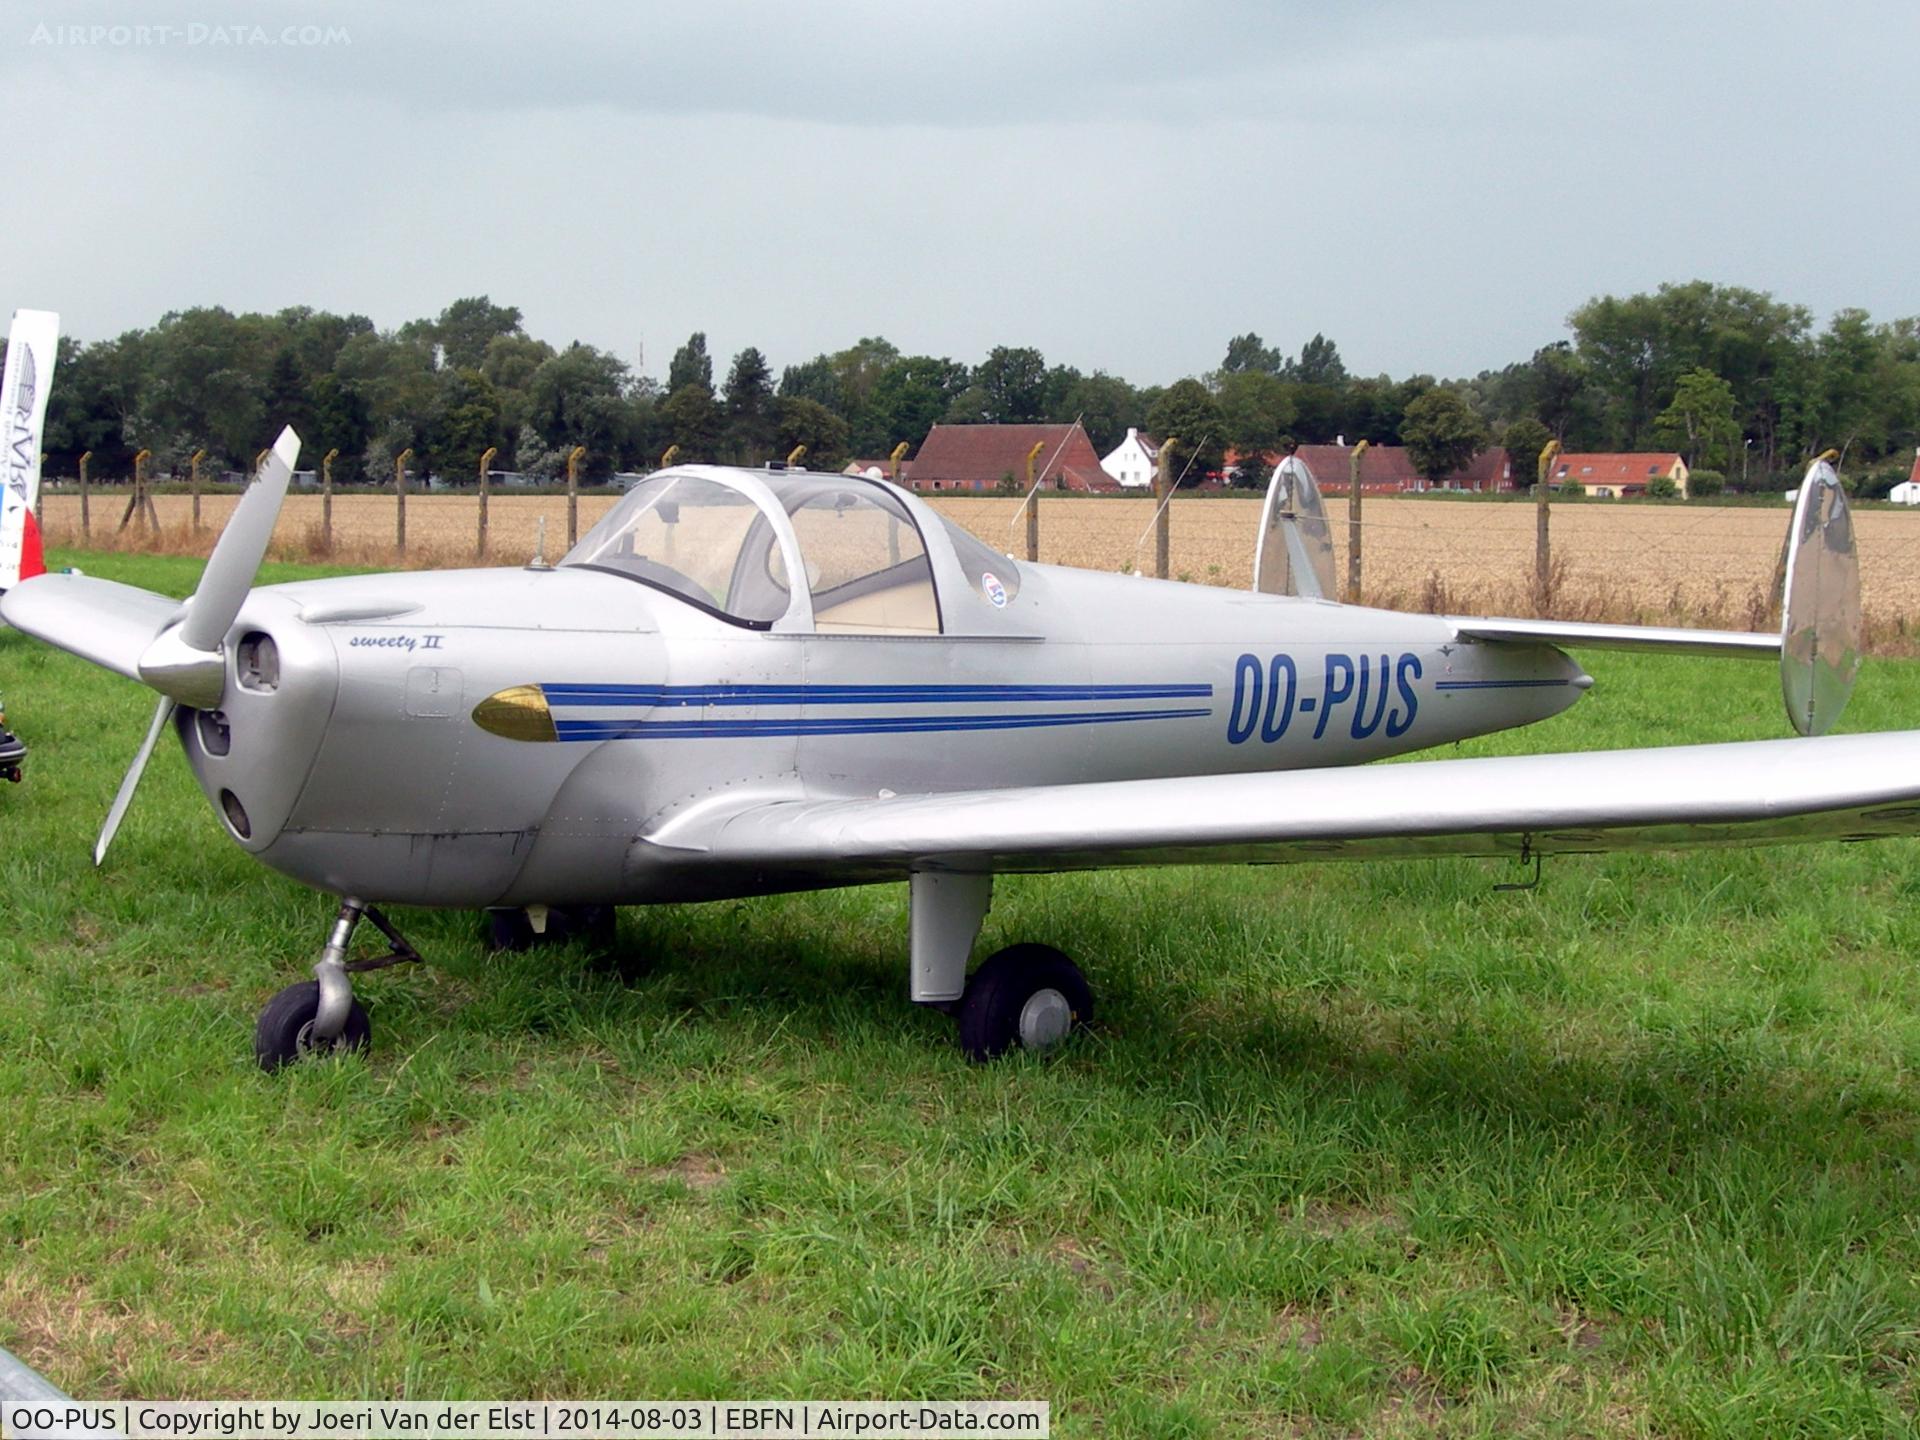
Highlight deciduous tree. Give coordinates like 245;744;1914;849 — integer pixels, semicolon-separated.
667;332;713;394
973;346;1048;423
776;396;850;469
1145;379;1224;485
1653;367;1737;471
1220;332;1283;375
1401;388;1488;483
723;346;776;463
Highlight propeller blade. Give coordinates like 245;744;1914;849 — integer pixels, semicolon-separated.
95;696;177;867
180;426;300;653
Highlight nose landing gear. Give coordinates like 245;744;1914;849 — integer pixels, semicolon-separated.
254;898;421;1071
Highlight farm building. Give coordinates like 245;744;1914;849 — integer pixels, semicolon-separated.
905;423;1114;493
1099;428;1161;488
1553;452;1689;498
1227;444;1512;494
1896;450;1920;504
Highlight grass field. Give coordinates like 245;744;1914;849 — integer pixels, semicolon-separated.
4;550;1920;1436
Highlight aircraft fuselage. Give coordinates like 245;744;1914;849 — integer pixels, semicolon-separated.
178;559;1586;908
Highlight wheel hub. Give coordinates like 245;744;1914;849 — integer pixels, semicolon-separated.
294;1020;344;1057
1017;987;1072;1049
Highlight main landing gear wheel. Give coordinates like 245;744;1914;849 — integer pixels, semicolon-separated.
483;904;617;953
956;944;1093;1062
254;980;371;1071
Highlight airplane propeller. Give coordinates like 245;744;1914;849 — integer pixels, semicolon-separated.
94;426;301;866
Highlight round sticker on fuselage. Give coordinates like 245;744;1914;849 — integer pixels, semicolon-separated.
981;571;1007;608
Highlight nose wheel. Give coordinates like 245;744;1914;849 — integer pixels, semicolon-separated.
254;981;371;1068
255;898;420;1071
956;944;1093;1062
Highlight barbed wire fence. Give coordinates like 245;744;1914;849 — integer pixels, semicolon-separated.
25;460;1920;643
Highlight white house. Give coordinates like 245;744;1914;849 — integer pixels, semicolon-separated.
1100;428;1160;489
1890;480;1920;505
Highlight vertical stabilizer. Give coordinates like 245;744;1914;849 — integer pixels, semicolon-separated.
1253;454;1337;599
0;309;60;589
1780;456;1862;736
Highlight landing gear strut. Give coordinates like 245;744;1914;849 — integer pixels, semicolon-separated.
254;898;420;1071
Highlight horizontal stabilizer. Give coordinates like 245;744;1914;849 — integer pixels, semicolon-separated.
1453;457;1859;736
0;574;181;680
644;730;1920;882
1450;616;1780;659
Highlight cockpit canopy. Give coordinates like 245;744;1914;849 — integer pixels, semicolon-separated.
563;468;961;634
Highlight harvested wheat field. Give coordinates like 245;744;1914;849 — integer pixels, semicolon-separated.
36;488;1920;648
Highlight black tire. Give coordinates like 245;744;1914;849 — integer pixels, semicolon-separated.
483;908;535;952
254;980;371;1072
956;943;1092;1062
483;905;617;953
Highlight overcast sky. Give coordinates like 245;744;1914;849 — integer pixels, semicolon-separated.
1;1;1914;386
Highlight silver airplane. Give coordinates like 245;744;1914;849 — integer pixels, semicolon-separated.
2;427;1903;1070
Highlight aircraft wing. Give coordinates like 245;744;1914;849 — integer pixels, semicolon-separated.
643;731;1920;882
0;573;182;680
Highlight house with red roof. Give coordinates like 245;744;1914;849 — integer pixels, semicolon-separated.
905;423;1115;494
1225;444;1513;494
1551;453;1688;498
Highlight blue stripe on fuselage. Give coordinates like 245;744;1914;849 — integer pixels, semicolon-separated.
542;682;1213;708
552;707;1213;741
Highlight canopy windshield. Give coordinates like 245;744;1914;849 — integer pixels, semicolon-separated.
562;473;790;626
562;470;941;634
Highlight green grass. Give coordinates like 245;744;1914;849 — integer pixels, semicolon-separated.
4;550;1920;1436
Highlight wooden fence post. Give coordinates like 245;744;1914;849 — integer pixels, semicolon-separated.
1347;439;1368;602
120;450;156;533
1535;440;1560;613
1153;436;1176;579
1024;440;1044;562
189;448;207;531
566;446;585;548
321;448;338;553
394;447;413;558
477;445;498;559
78;451;91;540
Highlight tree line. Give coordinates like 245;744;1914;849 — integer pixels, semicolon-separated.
18;280;1920;496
